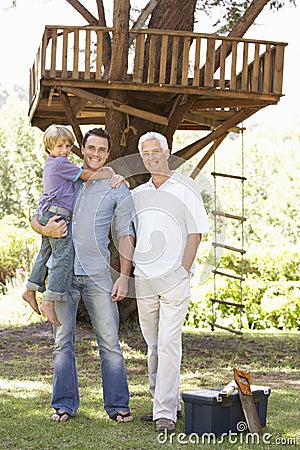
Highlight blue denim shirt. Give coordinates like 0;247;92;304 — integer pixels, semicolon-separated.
72;178;135;276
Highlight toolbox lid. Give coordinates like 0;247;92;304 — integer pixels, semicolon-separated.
182;385;271;405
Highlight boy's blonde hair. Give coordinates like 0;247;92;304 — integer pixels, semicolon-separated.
43;124;75;153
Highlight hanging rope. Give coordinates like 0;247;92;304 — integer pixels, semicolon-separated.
120;115;138;147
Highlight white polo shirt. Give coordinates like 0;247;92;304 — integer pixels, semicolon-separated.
132;171;210;278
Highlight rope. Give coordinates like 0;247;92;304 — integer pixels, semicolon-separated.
120;115;138;147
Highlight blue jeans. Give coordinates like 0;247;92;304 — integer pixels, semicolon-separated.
26;211;73;301
51;273;130;417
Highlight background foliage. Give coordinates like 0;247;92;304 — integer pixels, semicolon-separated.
0;91;299;330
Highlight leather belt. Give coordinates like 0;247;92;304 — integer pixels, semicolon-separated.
48;205;72;217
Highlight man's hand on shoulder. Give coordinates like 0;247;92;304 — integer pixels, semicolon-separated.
110;174;130;189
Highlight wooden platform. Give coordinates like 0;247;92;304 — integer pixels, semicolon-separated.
29;26;287;134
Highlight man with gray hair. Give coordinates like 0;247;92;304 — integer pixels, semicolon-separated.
132;131;209;433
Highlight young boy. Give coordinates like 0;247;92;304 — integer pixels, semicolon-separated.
22;124;117;326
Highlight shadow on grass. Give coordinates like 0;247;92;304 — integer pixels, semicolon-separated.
1;321;299;449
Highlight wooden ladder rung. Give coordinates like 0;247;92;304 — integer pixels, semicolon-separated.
212;242;246;254
211;171;247;181
210;322;243;335
210;298;245;308
213;270;245;281
212;210;247;222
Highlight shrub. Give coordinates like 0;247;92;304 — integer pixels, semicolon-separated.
187;247;300;331
0;215;39;292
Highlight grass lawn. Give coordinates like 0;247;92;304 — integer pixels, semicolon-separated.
0;282;299;449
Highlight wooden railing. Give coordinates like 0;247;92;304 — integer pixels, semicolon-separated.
29;25;287;106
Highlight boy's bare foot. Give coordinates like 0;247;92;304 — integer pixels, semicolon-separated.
22;290;41;315
40;300;61;326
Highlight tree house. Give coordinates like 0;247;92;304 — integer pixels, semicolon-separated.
28;25;287;330
28;26;287;162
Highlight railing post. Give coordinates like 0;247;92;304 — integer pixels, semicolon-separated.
148;34;157;83
159;34;168;84
241;42;249;91
251;43;260;92
263;43;271;93
96;30;103;80
230;41;237;90
133;32;144;82
84;29;91;80
204;38;215;87
192;37;201;87
50;28;57;78
73;29;79;79
273;44;285;94
62;29;68;78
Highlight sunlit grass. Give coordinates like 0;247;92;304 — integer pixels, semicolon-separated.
0;278;44;327
1;286;299;450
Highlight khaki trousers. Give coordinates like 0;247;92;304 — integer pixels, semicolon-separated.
135;267;191;422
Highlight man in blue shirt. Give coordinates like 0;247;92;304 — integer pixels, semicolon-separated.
31;128;135;423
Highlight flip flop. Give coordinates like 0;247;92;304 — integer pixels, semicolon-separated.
110;410;133;422
50;409;71;422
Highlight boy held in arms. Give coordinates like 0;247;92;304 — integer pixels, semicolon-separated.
22;124;119;326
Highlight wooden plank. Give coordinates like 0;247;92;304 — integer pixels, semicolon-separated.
135;28;287;46
47;87;55;107
263;43;271;93
211;171;247;181
212;270;245;281
210;322;243;335
211;297;245;306
192;37;201;86
204;38;215;87
43;78;280;104
50;28;57;78
59;90;83;151
212;210;247;221
84;29;91;80
181;37;191;86
251;42;260;92
170;35;179;85
241;42;248;90
148;34;157;83
41;31;48;77
273;44;285;94
96;30;103;80
190;136;226;174
73;28;79;79
133;33;144;82
62;29;68;78
219;40;227;89
61;87;168;125
159;34;168;84
230;41;237;90
212;242;246;254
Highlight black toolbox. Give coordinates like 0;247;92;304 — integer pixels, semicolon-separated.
182;385;271;435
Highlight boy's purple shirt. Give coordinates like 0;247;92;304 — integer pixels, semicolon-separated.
38;155;82;214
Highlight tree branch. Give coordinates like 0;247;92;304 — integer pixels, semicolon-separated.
129;0;158;46
66;0;98;25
